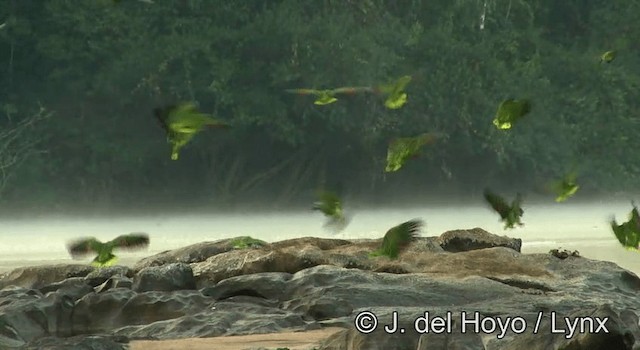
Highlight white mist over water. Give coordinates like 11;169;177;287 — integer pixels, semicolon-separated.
1;201;638;275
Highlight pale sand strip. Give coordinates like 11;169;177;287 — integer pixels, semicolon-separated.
129;327;346;350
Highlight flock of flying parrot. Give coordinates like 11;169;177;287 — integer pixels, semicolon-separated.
63;48;640;267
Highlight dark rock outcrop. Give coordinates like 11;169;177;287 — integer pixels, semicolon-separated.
0;229;638;349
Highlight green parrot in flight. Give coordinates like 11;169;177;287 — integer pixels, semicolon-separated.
67;232;150;267
548;171;580;202
484;189;524;230
154;102;230;160
610;202;640;251
492;98;531;130
370;219;423;259
600;50;617;64
312;189;350;233
385;132;440;172
285;86;373;105
374;75;412;109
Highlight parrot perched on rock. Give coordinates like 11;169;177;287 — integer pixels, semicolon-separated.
370;219;423;259
484;189;524;229
154;102;230;160
66;232;150;267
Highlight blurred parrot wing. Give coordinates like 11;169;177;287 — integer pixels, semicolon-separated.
376;75;412;95
610;217;640;250
331;86;375;95
378;219;423;259
484;189;510;218
313;190;342;216
67;237;100;258
109;233;150;250
153;106;173;133
285;89;324;96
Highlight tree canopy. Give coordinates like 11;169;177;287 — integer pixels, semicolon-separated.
0;0;638;213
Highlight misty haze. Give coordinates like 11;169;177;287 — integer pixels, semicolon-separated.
1;200;638;274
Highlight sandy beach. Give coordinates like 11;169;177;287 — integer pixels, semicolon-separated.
129;327;345;350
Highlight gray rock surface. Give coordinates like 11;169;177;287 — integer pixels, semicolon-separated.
0;229;638;349
132;263;196;292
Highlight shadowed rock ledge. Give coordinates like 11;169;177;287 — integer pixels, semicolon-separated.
0;228;638;350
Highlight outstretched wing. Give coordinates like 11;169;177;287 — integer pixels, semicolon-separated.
376;75;412;95
484;189;511;218
285;88;323;96
109;232;150;251
66;237;100;259
153;105;173;134
375;219;423;259
610;216;640;250
313;190;342;217
331;86;374;95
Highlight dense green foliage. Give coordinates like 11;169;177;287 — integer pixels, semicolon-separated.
0;0;638;212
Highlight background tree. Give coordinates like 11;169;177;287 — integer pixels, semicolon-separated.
0;0;637;214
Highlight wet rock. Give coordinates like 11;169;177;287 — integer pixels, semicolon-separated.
132;238;246;271
39;277;94;301
23;334;129;350
201;272;293;301
84;266;134;287
497;304;636;350
72;289;210;335
0;265;94;290
0;291;75;348
132;263;196;292
94;276;133;294
438;227;522;253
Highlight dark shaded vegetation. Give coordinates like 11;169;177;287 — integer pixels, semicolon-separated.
0;0;638;214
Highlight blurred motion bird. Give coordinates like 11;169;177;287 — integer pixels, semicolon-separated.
548;171;580;202
154;102;230;160
66;232;150;267
312;189;350;233
600;50;617;64
370;219;423;259
374;75;412;109
610;202;640;250
484;189;524;229
493;98;531;130
285;86;373;105
385;132;440;172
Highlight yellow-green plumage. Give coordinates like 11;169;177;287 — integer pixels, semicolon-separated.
66;233;150;267
286;87;373;105
229;236;268;249
154;102;229;160
600;50;617;64
312;189;350;233
610;203;640;251
493;99;531;130
484;189;524;230
370;219;423;259
375;75;412;109
549;172;580;202
385;133;439;172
